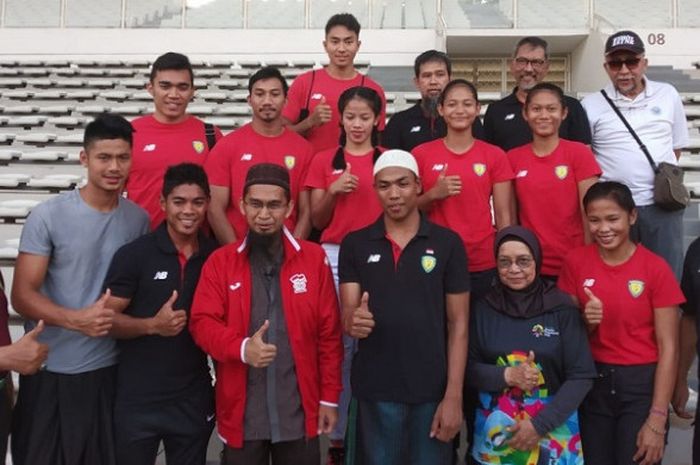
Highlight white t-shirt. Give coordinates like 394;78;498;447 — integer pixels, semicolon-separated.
582;78;689;205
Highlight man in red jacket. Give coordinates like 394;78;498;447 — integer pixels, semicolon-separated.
190;163;343;465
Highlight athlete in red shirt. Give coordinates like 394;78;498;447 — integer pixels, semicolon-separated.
206;67;312;244
507;83;601;277
559;181;682;465
282;13;386;153
127;52;222;229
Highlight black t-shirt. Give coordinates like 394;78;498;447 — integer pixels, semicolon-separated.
383;101;485;152
104;223;218;405
681;236;700;376
483;89;592;151
338;215;470;403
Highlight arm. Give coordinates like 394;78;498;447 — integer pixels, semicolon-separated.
108;291;186;340
282;99;332;136
310;188;337;230
417;165;460;212
292;189;312;240
674;149;682;161
493;180;514;230
208;185;236;245
673;314;697;417
577;176;598;244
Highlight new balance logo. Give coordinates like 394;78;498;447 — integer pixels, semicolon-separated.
311;93;323;100
505;113;515;121
143;144;156;152
153;271;168;280
432;164;445;171
410;126;421;133
516;170;528;178
367;254;381;263
241;153;252;161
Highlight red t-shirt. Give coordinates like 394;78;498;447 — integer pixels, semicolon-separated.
413;139;514;272
127;115;223;229
507;139;601;276
205;124;312;239
559;244;684;365
305;147;383;244
283;68;387;153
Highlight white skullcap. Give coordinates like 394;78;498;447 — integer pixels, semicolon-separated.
373;149;420;177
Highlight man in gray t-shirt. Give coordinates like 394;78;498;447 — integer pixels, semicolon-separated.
10;114;149;465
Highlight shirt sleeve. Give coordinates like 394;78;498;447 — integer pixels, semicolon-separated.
559;306;597;380
650;253;686;309
282;73;307;123
18;205;52;256
305;152;329;190
572;143;602;182
490;146;515;184
338;234;360;284
564;98;592;145
103;243;140;301
681;239;700;315
204;138;231;188
557;252;578;298
444;232;471;294
671;89;690;150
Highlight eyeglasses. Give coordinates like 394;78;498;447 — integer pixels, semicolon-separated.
606;57;642;71
244;199;287;212
513;57;547;70
497;256;534;270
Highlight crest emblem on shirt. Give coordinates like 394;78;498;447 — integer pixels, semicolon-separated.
192;140;205;154
555;165;569;180
284;155;296;170
421;255;437;273
290;273;308;294
473;163;486;177
628;280;645;298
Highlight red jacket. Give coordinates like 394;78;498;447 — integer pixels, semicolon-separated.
190;228;343;447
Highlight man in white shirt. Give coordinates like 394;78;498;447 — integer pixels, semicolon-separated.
582;30;689;278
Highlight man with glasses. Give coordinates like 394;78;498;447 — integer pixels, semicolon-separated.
581;30;689;278
483;36;591;151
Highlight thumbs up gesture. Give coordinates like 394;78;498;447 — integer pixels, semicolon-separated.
330;162;360;195
504;350;541;391
150;290;187;337
70;289;115;337
583;287;603;326
10;320;49;375
430;164;462;200
347;292;375;339
311;95;332;127
244;320;278;368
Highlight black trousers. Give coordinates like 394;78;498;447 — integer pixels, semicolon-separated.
579;362;664;465
113;385;215;465
220;437;320;465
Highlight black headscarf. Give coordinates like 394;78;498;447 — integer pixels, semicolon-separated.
485;226;573;318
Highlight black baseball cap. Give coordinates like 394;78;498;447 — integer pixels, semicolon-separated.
605;30;645;56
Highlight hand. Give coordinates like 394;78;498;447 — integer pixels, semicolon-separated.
310;96;332;127
8;320;49;375
583;287;603;326
70;289;115;337
149;290;187;337
430;396;463;442
317;404;338;435
346;292;374;339
507;419;541;451
329;162;359;195
672;380;694;419
430;164;462;200
244;320;277;368
504;351;540;391
633;418;665;465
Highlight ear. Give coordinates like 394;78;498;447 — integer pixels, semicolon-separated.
239;198;246;216
629;208;638;226
160;195;166;212
79;150;88;167
561;106;569;121
416;176;423;195
284;199;295;220
413;76;421;91
146;81;154;97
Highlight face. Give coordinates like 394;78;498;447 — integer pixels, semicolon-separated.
248;77;286;123
523;90;568;138
80;138;131;193
161;183;208;238
604;51;647;97
374;167;421;222
147;69;195;124
414;60;450;101
323;25;360;69
509;45;549;92
342;97;378;146
585;197;637;252
497;240;537;291
240;184;293;236
438;85;481;132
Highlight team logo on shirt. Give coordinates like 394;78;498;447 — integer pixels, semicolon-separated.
421;255;437;273
143;143;156;152
516;170;528;178
432;164;446;171
153;271;168;280
290;273;308;294
284;155;296;170
628;280;645;298
505;113;515;121
311;93;323;100
241;153;253;161
367;254;381;263
651;106;661;115
410;126;421;133
473;163;486;177
555;165;569;180
192;140;205;154
583;278;596;287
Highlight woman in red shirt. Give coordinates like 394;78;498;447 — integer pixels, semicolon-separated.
508;83;601;279
559;181;682;465
305;85;383;463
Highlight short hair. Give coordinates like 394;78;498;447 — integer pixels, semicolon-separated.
83;113;134;150
583;181;636;214
438;79;479;106
325;13;361;36
414;50;451;78
149;52;194;85
248;66;288;96
525;82;567;109
162;163;210;199
513;36;549;59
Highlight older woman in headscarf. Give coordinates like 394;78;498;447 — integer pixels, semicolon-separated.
467;226;596;465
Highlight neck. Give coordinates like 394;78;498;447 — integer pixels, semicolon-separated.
326;64;357;80
531;135;559;156
419;98;439;118
444;130;475;153
79;184;120;212
618;82;645;100
345;139;373;155
599;240;636;265
153;112;188;125
251;118;284;137
167;226;199;259
515;87;528;104
384;209;420;246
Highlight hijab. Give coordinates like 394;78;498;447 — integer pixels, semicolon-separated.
485;226;573;318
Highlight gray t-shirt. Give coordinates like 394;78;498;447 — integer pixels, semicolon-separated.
19;189;149;374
